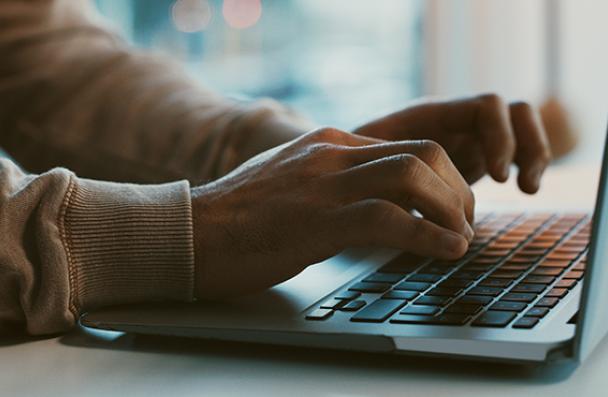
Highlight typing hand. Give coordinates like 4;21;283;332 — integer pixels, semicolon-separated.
354;94;552;194
191;128;474;299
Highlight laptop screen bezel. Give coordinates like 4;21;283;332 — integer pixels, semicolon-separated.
573;120;608;362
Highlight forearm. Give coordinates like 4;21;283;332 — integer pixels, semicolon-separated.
0;159;194;335
0;0;313;184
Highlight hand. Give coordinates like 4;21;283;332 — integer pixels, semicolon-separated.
191;128;475;299
354;94;552;193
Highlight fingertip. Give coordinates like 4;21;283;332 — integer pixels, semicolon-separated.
489;159;510;183
440;232;468;259
517;174;540;195
518;164;544;194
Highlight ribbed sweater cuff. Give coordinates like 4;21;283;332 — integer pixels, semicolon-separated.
60;177;195;314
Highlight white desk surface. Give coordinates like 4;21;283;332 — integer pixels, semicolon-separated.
1;164;606;397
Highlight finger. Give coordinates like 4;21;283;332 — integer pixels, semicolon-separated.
343;140;475;224
335;199;468;259
509;102;552;194
476;94;517;182
334;153;474;240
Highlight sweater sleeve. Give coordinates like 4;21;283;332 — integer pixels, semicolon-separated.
0;158;194;335
0;0;314;185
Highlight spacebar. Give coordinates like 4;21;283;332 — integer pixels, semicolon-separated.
350;299;405;323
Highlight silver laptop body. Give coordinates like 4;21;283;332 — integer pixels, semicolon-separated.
82;125;608;365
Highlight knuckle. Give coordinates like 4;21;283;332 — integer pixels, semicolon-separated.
300;142;347;170
310;127;347;143
395;154;423;179
415;139;446;165
305;142;335;156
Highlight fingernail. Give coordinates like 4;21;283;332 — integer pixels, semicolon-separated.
441;232;467;256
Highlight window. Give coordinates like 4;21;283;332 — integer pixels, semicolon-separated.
95;0;424;129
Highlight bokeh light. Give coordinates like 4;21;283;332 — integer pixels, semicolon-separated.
222;0;262;30
172;0;213;33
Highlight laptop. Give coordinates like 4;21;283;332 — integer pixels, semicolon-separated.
81;125;608;365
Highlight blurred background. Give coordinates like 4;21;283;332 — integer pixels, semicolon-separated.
95;0;608;166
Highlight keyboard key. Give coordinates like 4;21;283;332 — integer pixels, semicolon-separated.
556;279;577;289
440;279;473;288
348;282;391;293
517;249;548;256
502;293;537;303
500;264;530;271
390;314;435;324
532;268;563;276
573;263;586;271
525;242;555;249
416;296;451;306
334;291;361;300
452;271;485;280
394;281;431;292
444;303;483;315
479;249;512;257
472;311;517;327
511;283;547;294
433;314;470;325
391;313;469;325
400;305;439;315
306;308;333;320
523;276;555;284
419;265;453;275
479;278;512;288
538;260;571;268
464;263;495;271
547;253;579;261
545;288;568;298
427;287;463;297
350;299;406;322
408;274;443;283
536;297;559;307
508;256;540;264
526;307;550;317
513;316;540;329
467;257;500;264
363;273;405;284
457;295;493;305
490;301;527;312
554;246;586;253
382;290;419;300
432;260;462;268
491;270;524;279
378;265;417;274
564;270;584;280
339;300;366;311
320;299;346;309
468;286;502;296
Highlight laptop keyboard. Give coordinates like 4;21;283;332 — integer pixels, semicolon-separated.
305;213;590;329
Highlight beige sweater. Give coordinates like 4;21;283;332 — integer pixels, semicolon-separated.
0;0;311;335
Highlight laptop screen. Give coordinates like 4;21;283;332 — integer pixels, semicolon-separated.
575;120;608;362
